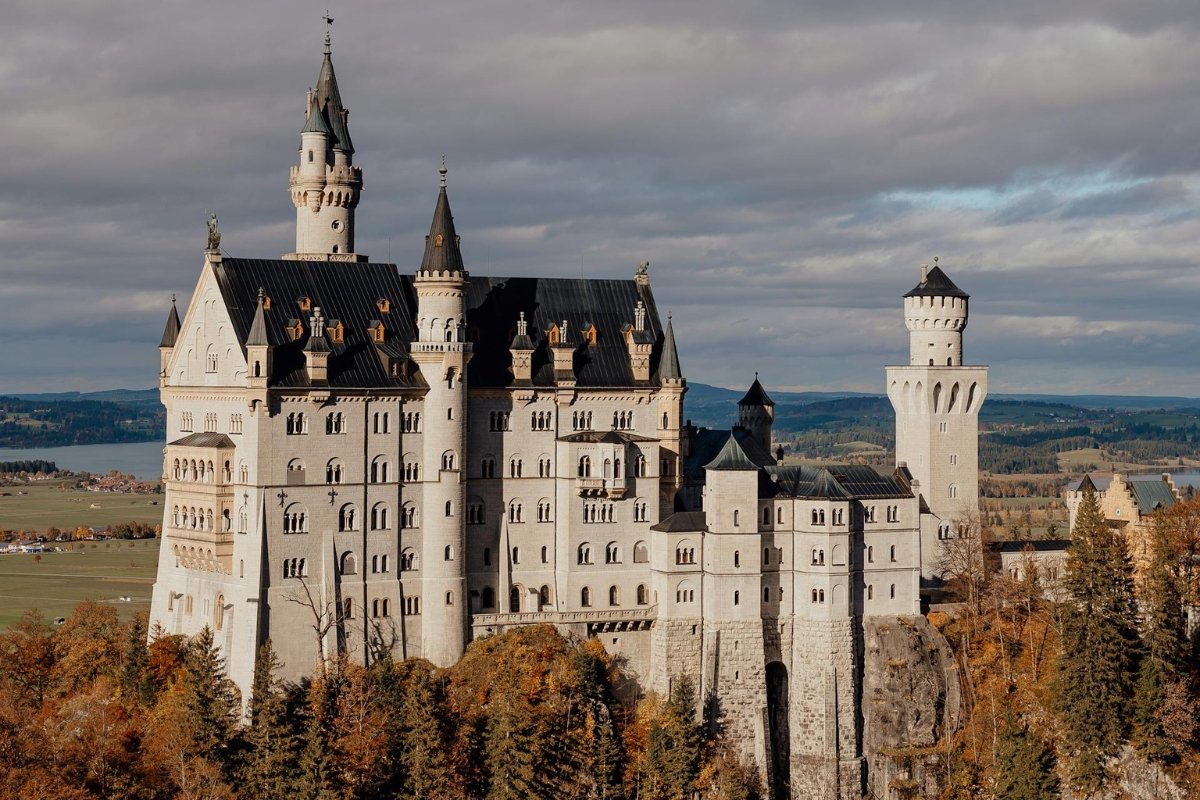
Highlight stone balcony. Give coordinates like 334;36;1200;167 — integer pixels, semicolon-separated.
576;477;606;496
411;341;473;354
471;606;657;637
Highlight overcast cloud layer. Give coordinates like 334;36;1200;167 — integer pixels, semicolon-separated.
3;0;1199;395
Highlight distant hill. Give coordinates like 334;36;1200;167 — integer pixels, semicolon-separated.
11;388;160;405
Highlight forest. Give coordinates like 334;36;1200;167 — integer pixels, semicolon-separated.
0;614;758;800
0;396;164;448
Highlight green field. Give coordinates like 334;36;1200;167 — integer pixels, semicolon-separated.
0;539;160;628
0;480;164;534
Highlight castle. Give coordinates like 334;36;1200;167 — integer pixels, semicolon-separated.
149;35;987;799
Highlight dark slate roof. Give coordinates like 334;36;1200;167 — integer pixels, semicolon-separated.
764;464;911;500
300;92;331;134
560;430;656;444
704;434;759;471
169;432;235;448
659;316;682;380
314;47;353;153
420;168;465;273
903;265;968;299
650;511;707;533
1129;479;1176;515
160;301;181;348
989;539;1072;554
212;259;669;390
738;377;774;407
464;275;670;388
684;428;775;482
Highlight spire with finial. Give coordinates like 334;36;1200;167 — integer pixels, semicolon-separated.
247;288;270;347
160;294;182;348
659;311;682;382
419;157;465;274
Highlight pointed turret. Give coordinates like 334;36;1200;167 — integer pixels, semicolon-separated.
419;159;465;274
286;30;364;261
246;289;269;347
736;374;775;455
704;433;758;472
246;289;272;390
159;297;181;348
738;376;774;408
659;313;682;382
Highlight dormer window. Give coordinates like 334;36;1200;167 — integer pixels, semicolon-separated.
434;234;444;247
297;296;312;312
582;324;598;346
262;295;272;310
376;297;391;314
286;319;304;341
368;321;385;343
548;324;560;345
328;321;344;343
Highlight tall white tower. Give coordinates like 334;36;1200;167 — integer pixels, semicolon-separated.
285;32;365;262
886;261;988;582
411;160;471;666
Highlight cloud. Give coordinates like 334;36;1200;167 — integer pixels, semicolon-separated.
0;0;1198;396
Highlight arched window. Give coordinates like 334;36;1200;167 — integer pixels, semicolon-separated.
371;503;389;530
733;509;740;527
370;456;389;483
636;584;648;605
401;548;417;571
401;502;418;528
675;540;696;565
734;591;740;606
675;581;695;603
444;545;454;561
608;585;620;606
508;500;523;523
509;457;523;478
762;507;771;526
511;546;520;565
734;550;741;568
338;503;357;532
539;585;551;609
581;586;592;607
340;552;357;575
890;584;896;599
633;540;648;563
889;545;897;562
867;585;874;600
777;507;784;524
578;456;592;477
441;451;457;471
605;542;621;564
578;543;593;565
948;484;959;500
445;500;454;517
283;503;308;534
509;586;521;612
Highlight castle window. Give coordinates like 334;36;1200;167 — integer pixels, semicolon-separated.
633;500;648;522
675;541;696;565
948;484;959;500
867;545;874;563
605;542;621;564
445;500;454;517
206;350;218;373
401;597;416;616
675;581;695;603
865;505;876;523
340;552;357;575
401;548;417;571
541;546;548;563
538;456;552;477
763;507;771;526
325;458;343;484
949;454;958;466
509;457;523;478
537;499;552;523
763;548;770;566
370;456;389;483
467;500;485;524
342;598;353;619
401;503;417;529
483;547;491;566
890;545;897;562
581;586;592;607
539;585;551;609
633;537;652;563
833;508;844;525
481;587;495;609
370;503;389;530
325;412;346;435
766;587;772;603
811;548;824;566
637;584;648;605
939;422;948;433
403;457;419;482
481;456;496;478
608;585;620;606
890;584;896;599
867;585;874;600
578;543;593;565
507;500;523;523
445;591;453;606
308;150;313;162
444;545;454;561
338;504;357;532
733;591;740;606
578;456;592;477
286;412;308;435
733;509;740;527
441;451;457;471
282;503;308;534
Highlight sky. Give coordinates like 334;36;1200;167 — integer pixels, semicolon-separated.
3;0;1199;396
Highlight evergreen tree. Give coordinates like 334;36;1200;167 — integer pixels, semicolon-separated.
297;672;340;800
1055;487;1141;794
484;686;545;800
993;715;1059;800
1132;516;1188;763
664;675;701;797
396;661;459;799
241;640;297;800
117;611;153;708
182;626;241;769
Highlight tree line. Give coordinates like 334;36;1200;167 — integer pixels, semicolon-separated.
0;612;760;800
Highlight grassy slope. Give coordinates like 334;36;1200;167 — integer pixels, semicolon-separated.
0;481;164;534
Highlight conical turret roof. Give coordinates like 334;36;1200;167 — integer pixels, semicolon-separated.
247;290;269;347
419;161;465;273
659;315;682;380
904;265;968;299
738;376;774;407
704;433;759;471
159;298;181;348
300;91;331;134
313;39;353;153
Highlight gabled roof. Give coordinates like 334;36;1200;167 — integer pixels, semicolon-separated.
1128;478;1176;515
159;300;181;348
738;377;774;407
704;434;759;471
659;315;682;380
764;464;911;500
559;430;656;444
903;265;969;299
419;165;465;274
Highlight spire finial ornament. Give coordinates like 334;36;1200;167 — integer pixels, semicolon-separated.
170;293;176;305
257;286;265;303
323;11;333;53
206;212;221;252
439;155;447;189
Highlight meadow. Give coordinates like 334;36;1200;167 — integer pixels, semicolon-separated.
0;538;160;628
0;479;164;534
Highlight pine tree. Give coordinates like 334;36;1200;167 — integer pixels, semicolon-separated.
1132;516;1188;763
297;672;340;800
1055;487;1141;794
396;661;459;799
993;714;1059;800
240;641;297;800
182;626;241;769
484;685;546;800
663;675;701;798
117;611;154;708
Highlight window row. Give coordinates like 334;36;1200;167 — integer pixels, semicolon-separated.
576;455;649;478
171;458;232;484
579;584;649;608
577;540;649;565
171;505;232;533
863;584;898;601
286;412;308;435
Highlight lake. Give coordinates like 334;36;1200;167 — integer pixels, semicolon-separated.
0;441;165;480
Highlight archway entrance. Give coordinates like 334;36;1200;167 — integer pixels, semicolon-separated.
766;661;791;799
